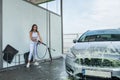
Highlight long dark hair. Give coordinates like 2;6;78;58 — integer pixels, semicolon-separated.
30;24;38;32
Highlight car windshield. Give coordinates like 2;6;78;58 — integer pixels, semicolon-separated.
78;34;120;42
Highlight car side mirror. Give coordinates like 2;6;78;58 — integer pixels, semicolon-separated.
73;39;77;43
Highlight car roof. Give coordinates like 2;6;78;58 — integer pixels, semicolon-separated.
84;29;120;36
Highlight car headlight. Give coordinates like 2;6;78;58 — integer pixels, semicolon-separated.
67;48;76;58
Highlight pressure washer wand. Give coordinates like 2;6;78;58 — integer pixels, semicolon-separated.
38;41;56;62
38;41;56;51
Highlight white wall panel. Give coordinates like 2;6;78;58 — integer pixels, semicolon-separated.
2;0;62;67
50;13;62;57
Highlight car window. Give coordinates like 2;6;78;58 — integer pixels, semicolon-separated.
85;35;96;42
78;34;120;42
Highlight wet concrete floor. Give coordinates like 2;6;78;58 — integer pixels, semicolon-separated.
0;58;70;80
0;58;116;80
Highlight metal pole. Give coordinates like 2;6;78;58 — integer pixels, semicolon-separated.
60;0;64;54
0;0;3;69
46;1;52;62
48;5;52;62
15;54;17;66
18;54;20;65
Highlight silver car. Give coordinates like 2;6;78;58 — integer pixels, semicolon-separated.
65;29;120;80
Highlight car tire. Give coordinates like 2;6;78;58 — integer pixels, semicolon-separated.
67;72;78;80
112;77;120;80
67;72;73;77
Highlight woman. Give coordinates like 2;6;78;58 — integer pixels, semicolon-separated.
26;24;43;68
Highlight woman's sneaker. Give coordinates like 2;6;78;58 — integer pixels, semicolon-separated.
34;62;39;66
26;63;30;68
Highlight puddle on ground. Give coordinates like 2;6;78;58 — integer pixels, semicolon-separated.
37;65;42;68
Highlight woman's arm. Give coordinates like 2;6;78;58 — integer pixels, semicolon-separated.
38;31;43;42
30;32;33;41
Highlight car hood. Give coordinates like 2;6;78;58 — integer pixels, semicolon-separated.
71;42;120;59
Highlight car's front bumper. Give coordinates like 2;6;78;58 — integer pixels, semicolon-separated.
65;59;120;79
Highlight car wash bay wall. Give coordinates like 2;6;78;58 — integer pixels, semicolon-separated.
2;0;62;68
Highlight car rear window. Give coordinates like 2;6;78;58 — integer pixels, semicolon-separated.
81;34;120;42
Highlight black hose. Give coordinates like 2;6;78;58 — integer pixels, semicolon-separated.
36;43;48;59
36;41;56;61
